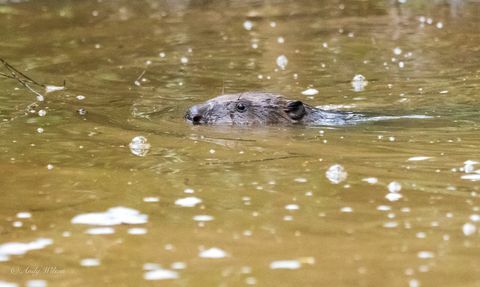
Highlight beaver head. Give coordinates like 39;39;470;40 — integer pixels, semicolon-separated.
185;92;308;125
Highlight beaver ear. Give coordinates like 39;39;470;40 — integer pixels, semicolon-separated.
284;101;306;120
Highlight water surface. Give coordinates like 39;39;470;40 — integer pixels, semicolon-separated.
1;0;480;286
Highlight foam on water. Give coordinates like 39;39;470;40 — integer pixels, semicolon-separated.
71;207;148;226
270;260;301;270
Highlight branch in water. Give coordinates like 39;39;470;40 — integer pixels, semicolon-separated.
0;59;66;101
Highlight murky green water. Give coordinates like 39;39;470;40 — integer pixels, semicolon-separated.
1;0;480;286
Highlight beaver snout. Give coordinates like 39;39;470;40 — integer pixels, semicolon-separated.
185;104;209;125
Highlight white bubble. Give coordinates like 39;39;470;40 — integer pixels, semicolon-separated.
285;204;299;211
463;223;476;236
16;212;31;219
0;281;18;287
175;197;202;207
393;47;402;55
193;215;214;222
37;127;44;134
326;164;347;184
129;136;151;157
270;260;301;269
144;269;178;280
199;247;228;258
180;56;189;64
243;20;253;31
276;55;288;70
171;262;186;270
71;206;148;225
143;197;160;203
128;228;147;235
362;177;378;184
388;181;402;193
340;207;353;213
351;74;368;92
80;258;100;267
38;110;47;117
85;227;115;235
417;251;434;259
76;95;85;100
301;88;319;96
26;280;47;287
385;193;402;202
436;22;443;29
277;37;285;44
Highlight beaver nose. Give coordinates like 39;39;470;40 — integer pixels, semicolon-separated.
185;104;207;125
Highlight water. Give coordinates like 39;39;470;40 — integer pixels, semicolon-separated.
0;0;480;286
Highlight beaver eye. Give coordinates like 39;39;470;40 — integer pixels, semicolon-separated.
236;102;247;113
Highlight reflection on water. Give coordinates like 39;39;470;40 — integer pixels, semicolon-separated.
1;0;480;286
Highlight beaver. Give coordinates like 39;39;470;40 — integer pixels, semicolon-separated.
185;92;364;126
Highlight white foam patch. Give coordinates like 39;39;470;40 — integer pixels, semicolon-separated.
80;258;100;267
270;260;301;269
71;207;148;226
199;247;228;259
301;88;319;96
0;238;53;261
175;197;202;207
193;215;214;222
0;281;18;287
462;174;480;181
26;280;46;287
362;177;378;184
128;228;147;235
85;227;115;235
144;269;179;280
